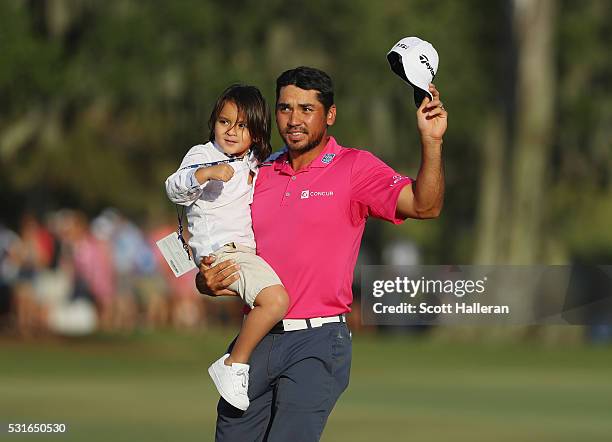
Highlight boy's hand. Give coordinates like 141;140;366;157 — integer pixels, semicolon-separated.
196;164;234;183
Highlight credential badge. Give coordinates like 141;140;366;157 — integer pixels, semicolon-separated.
321;153;336;164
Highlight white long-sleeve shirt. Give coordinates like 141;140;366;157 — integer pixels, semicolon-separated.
165;141;258;262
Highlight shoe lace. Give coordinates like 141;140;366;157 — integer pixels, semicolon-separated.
234;367;249;391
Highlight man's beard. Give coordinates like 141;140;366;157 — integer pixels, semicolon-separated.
283;127;326;155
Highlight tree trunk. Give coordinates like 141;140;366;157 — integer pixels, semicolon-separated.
507;0;557;264
474;112;508;264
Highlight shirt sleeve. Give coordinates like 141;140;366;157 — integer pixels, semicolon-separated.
165;145;211;206
349;150;413;224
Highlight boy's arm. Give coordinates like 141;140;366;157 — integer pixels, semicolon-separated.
165;167;207;206
165;145;207;205
165;163;235;206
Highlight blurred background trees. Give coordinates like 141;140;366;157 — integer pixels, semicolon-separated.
1;0;610;264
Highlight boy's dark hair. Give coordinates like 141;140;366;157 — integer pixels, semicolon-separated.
208;84;271;163
276;67;334;111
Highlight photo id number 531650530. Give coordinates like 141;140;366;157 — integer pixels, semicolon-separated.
6;423;67;434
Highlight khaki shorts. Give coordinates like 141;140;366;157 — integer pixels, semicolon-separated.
214;243;283;308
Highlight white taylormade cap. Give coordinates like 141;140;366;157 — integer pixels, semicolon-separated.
387;36;439;107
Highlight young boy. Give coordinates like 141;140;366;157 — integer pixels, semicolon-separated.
165;85;289;411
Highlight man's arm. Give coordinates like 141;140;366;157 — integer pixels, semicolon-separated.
396;83;447;219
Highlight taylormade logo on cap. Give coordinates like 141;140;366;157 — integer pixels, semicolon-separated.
387;36;439;107
419;54;435;77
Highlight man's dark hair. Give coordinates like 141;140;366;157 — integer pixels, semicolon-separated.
208;84;271;163
276;67;334;111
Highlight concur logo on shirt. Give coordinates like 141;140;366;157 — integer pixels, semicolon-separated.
301;189;334;199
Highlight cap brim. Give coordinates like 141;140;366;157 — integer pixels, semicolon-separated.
413;88;433;107
387;51;433;108
387;52;410;83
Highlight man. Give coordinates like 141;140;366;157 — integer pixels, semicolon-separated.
198;66;446;441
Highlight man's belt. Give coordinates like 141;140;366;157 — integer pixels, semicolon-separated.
269;314;346;333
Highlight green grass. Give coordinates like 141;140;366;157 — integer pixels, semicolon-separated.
1;329;611;441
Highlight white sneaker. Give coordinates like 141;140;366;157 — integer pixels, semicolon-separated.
208;354;250;411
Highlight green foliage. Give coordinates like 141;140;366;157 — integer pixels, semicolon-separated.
0;0;610;261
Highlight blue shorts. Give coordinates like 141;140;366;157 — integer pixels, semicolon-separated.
215;322;352;442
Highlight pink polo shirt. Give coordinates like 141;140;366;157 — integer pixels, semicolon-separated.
251;136;412;318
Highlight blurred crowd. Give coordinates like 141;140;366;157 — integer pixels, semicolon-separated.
2;211;609;343
0;210;241;337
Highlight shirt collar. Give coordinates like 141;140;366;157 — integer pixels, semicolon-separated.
273;136;342;172
212;140;226;156
309;136;341;168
